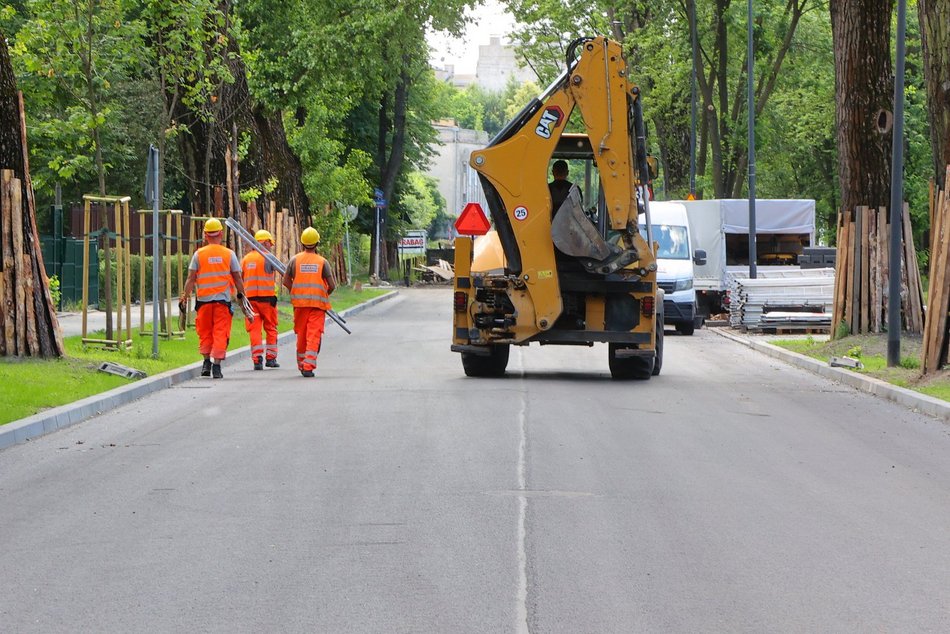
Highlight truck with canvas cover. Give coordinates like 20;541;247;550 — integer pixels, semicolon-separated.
682;199;816;317
451;36;663;380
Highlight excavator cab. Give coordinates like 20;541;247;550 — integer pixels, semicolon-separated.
452;36;663;380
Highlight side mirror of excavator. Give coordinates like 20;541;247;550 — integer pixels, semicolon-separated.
646;156;659;181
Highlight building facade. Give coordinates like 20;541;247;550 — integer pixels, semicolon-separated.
475;36;535;92
426;122;489;237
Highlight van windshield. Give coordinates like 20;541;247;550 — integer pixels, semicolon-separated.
640;224;690;259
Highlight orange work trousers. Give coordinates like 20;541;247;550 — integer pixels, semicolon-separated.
245;300;279;361
294;307;326;372
196;301;232;360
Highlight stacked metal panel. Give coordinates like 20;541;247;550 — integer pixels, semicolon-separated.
727;268;835;330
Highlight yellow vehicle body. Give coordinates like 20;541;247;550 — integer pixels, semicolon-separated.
452;36;663;380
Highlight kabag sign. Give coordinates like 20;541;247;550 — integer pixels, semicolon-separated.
398;230;427;255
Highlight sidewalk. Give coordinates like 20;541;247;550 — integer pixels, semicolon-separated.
57;301;182;338
1;291;398;450
711;327;950;422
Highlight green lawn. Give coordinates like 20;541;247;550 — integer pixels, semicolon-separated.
772;333;950;403
0;287;389;426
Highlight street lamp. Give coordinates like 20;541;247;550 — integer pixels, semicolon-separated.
887;0;908;366
747;0;757;279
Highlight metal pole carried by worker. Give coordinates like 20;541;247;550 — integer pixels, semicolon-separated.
241;229;281;371
282;227;336;378
225;217;350;333
179;218;255;379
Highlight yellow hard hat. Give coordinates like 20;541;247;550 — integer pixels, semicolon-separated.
301;227;320;246
204;218;223;233
254;229;274;243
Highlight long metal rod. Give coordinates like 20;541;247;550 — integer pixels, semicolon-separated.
887;0;907;366
225;217;351;334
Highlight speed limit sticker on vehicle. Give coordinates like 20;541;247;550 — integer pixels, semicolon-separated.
513;206;528;221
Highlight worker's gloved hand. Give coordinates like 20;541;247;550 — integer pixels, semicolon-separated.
238;293;256;323
178;297;187;314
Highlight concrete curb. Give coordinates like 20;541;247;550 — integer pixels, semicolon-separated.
0;290;399;450
712;327;950;422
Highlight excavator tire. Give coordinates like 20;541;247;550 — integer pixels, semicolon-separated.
652;313;664;376
608;343;654;380
461;344;510;377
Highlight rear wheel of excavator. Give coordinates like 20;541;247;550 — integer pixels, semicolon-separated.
608;343;654;380
461;344;510;377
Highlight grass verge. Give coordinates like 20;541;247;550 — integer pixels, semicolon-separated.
771;332;950;402
0;287;388;426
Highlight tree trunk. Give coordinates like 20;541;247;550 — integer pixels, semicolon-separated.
369;69;411;279
830;0;895;212
918;0;950;189
173;2;309;235
0;34;65;357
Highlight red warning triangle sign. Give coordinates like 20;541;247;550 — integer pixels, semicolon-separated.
455;202;491;236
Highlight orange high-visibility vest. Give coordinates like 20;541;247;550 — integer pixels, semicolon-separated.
195;244;234;299
290;252;331;309
241;251;275;298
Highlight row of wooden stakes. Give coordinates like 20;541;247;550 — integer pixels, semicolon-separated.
0;169;63;357
831;203;924;337
922;168;950;374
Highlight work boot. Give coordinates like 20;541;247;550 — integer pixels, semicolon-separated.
212;364;223;379
201;359;212;377
253;356;263;371
265;358;280;368
301;370;314;378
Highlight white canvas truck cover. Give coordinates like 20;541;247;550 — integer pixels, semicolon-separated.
681;199;816;290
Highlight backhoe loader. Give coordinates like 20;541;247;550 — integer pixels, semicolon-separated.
451;36;664;380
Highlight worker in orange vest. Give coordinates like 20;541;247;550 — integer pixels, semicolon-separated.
282;227;335;378
179;218;250;379
242;229;280;370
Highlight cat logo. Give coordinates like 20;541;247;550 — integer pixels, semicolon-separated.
535;106;564;139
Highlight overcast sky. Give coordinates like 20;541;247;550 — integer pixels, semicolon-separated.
427;0;518;75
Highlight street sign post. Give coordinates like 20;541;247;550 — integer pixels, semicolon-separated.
373;188;387;279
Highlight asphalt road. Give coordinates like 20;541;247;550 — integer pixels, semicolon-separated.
2;288;950;632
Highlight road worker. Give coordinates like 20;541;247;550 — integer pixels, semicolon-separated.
282;227;335;378
242;229;280;370
179;218;250;379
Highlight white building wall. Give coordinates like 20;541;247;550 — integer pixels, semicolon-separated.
426;124;489;236
476;36;534;92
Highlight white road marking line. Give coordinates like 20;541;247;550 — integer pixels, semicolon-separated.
515;348;529;634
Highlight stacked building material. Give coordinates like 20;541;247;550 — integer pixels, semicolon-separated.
727;269;835;331
922;166;950;374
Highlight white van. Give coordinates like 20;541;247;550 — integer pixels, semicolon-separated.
641;202;706;335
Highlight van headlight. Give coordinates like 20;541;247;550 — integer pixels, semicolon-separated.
673;278;693;292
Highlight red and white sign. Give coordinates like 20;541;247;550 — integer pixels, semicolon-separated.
513;206;528;221
398;230;427;255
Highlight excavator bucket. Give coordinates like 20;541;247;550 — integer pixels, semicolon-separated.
551;186;613;260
